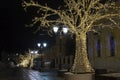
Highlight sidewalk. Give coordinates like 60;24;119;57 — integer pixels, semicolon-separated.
100;73;120;78
95;73;120;80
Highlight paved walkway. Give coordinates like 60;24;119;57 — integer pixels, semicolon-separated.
95;73;120;80
100;73;120;78
0;67;64;80
22;69;64;80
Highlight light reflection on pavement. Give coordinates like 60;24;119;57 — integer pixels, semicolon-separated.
22;69;64;80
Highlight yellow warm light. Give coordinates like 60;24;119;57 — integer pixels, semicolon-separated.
20;59;29;67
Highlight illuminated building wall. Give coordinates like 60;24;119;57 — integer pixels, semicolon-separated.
88;27;120;72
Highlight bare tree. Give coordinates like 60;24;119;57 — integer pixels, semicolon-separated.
22;0;120;73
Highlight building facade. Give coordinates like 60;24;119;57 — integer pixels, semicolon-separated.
88;27;120;72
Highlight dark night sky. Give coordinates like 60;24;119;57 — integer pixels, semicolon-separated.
0;0;55;53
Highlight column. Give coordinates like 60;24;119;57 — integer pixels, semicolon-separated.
113;28;120;58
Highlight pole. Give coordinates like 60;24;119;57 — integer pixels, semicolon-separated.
59;32;62;69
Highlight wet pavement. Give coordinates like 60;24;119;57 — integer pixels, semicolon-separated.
22;69;65;80
1;67;120;80
0;67;65;80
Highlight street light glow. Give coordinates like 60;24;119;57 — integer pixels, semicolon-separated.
30;51;34;54
62;27;68;34
53;26;59;33
34;51;38;54
30;50;38;54
53;25;68;34
43;43;47;47
37;43;41;47
37;42;47;48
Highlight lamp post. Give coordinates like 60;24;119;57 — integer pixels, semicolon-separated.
37;42;47;53
37;42;47;48
53;25;68;69
37;42;47;68
29;50;38;69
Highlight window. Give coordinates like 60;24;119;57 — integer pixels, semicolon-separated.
97;39;101;57
110;34;115;56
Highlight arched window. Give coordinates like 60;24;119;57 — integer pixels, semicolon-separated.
97;39;101;57
110;34;115;56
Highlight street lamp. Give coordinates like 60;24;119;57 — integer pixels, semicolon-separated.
37;42;47;48
53;25;68;35
29;50;38;69
53;25;69;53
43;43;47;47
53;25;68;69
53;26;59;33
37;42;47;68
30;50;38;54
37;42;47;54
37;43;41;47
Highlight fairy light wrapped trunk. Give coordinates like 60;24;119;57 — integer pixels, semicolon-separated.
71;33;94;73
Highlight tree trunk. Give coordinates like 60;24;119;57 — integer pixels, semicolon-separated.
71;33;94;73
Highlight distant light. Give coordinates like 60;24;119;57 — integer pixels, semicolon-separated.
16;64;19;67
16;53;19;56
30;51;34;54
43;43;47;47
34;51;38;54
62;27;68;34
8;58;10;61
37;43;41;47
53;26;59;33
30;50;38;54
